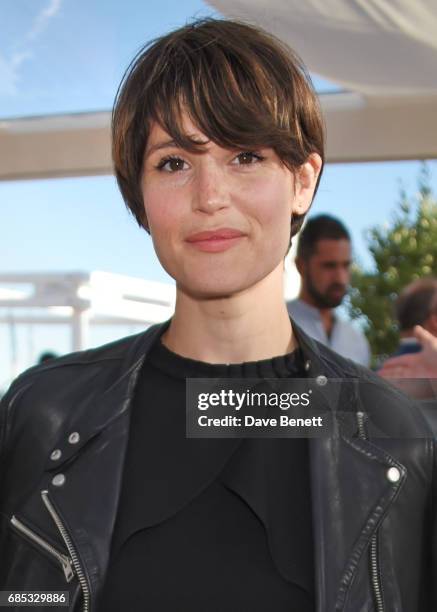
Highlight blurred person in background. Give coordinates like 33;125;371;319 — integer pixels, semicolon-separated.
37;351;59;364
380;324;437;379
287;215;371;366
1;17;436;612
379;324;437;428
389;278;437;358
378;279;437;400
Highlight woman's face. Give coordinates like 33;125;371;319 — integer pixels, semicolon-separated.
142;113;320;299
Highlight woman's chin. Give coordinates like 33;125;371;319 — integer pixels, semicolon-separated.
177;276;252;301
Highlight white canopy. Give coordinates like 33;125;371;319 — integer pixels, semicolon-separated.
207;0;437;96
1;0;436;180
0;272;176;352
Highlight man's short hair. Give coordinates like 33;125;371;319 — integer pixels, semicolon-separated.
395;278;437;332
112;18;325;238
296;214;351;260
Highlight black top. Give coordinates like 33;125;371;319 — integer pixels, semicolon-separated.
99;336;314;612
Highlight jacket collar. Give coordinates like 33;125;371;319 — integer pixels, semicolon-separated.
45;319;169;471
47;315;340;469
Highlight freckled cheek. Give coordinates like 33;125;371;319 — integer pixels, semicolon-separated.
243;180;292;227
142;186;183;237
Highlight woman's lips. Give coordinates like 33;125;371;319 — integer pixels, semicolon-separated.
185;228;246;252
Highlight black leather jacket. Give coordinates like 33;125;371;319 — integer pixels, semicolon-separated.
0;320;436;611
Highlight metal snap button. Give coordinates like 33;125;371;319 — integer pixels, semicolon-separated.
50;449;62;461
52;474;66;487
68;432;80;444
304;360;311;371
387;467;401;483
316;375;327;386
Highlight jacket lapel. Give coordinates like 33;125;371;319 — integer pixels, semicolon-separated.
310;433;406;611
37;321;171;607
292;322;407;611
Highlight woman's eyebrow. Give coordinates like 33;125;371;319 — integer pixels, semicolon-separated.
145;139;177;158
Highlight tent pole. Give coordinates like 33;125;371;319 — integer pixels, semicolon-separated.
71;308;89;351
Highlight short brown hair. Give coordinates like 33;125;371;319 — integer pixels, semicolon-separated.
112;18;325;238
395;278;437;331
297;215;351;261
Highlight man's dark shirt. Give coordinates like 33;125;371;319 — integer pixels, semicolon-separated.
391;339;422;358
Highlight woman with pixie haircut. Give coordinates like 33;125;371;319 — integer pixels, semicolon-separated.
0;18;436;612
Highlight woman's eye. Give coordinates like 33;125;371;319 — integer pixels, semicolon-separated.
156;156;188;172
233;151;265;165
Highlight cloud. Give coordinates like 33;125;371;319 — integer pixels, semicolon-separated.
28;0;63;41
0;0;62;96
0;54;21;96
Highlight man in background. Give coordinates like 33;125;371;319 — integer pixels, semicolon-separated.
390;278;437;357
379;324;437;380
287;214;371;367
378;279;437;403
37;350;59;364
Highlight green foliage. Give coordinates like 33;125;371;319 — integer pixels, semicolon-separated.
346;164;437;365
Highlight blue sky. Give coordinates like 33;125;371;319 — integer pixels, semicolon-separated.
1;0;217;117
1;0;437;385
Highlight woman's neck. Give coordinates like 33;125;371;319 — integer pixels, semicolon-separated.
160;266;297;364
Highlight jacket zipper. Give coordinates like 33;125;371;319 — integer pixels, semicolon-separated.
10;515;75;582
41;490;91;612
356;411;385;612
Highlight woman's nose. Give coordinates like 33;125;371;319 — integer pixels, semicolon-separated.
192;163;231;214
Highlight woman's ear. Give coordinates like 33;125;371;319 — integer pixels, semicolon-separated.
292;153;323;216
